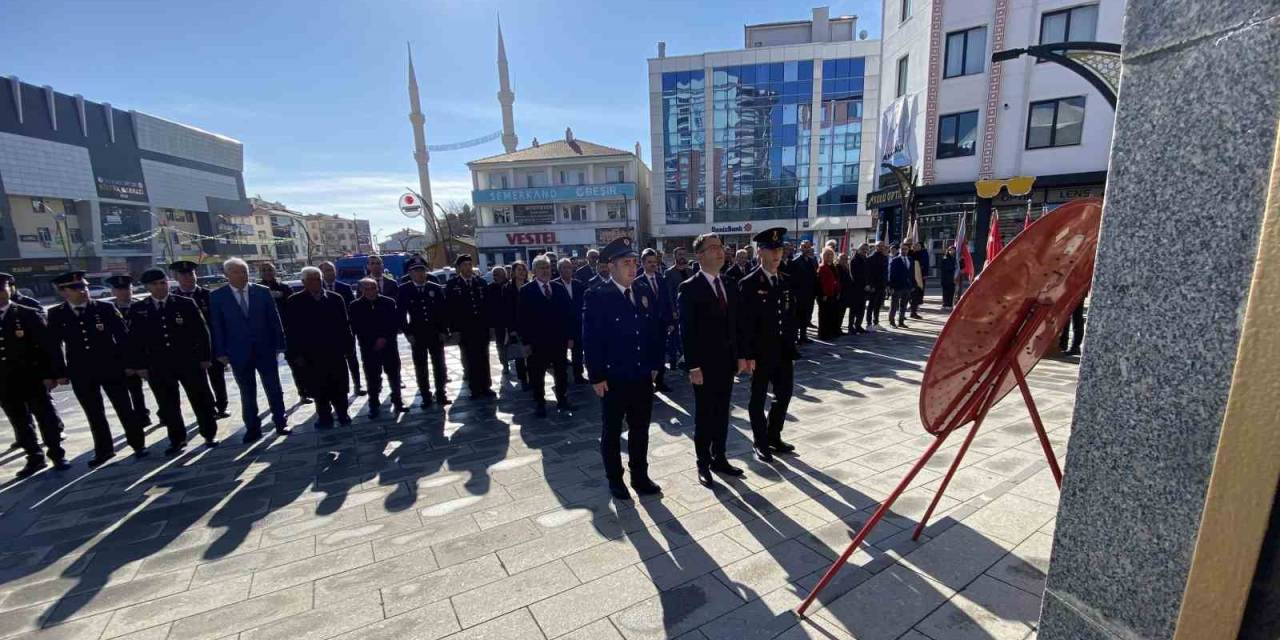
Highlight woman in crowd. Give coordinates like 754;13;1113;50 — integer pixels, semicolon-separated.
816;247;843;340
939;246;958;309
836;252;854;336
485;266;511;373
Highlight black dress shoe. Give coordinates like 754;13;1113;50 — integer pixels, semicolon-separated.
204;438;220;448
299;397;314;405
15;459;47;478
556;400;576;412
165;444;186;456
631;477;662;495
754;446;774;463
534;404;547;418
769;440;796;453
242;431;263;444
1066;347;1081;356
697;467;716;488
215;411;231;419
8;442;22;451
711;461;745;477
437;394;452;406
337;415;353;426
608;482;632;500
355;388;367;397
88;454;115;469
51;458;71;471
274;425;292;435
911;313;923;320
393;403;408;414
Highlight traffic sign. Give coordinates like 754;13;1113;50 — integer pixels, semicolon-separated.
399;193;423;218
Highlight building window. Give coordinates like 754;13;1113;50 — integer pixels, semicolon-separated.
524;173;548;188
37;227;52;243
491;207;513;225
606;166;626;183
558;170;586;185
255;216;264;225
560;204;587;222
901;0;912;21
944;27;987;78
1026;96;1086;149
896;55;909;97
68;228;83;243
606;202;626;221
661;69;707;224
490;172;509;189
1041;4;1098;45
30;197;48;213
937;110;980;158
257;230;267;239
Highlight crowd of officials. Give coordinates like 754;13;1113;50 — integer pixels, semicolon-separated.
1;229;1066;499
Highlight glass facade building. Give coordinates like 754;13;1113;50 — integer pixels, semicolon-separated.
661;70;705;224
654;55;871;230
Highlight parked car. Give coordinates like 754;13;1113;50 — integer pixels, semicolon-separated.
197;275;228;289
87;285;112;299
284;279;303;293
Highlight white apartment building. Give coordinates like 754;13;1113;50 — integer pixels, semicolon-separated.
647;8;882;251
467;129;651;269
873;0;1123;264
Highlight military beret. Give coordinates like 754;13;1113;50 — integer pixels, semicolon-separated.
52;270;87;287
599;236;637;263
105;274;134;289
753;227;787;250
169;260;199;273
139;269;168;284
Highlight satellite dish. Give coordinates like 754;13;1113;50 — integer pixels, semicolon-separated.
859;30;869;40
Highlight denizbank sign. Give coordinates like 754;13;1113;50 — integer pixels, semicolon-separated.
472;183;636;205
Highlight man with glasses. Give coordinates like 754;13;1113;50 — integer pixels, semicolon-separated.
46;271;147;466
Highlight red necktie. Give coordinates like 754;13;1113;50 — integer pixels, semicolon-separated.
714;278;726;312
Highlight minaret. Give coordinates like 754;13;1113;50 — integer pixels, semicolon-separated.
406;43;440;243
497;20;518;154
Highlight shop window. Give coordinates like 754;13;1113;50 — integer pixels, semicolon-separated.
492;207;513;225
560;204;588;222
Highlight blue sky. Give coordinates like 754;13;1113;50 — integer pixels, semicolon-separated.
2;0;880;239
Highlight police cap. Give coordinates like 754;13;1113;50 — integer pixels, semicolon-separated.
105;274;134;289
139;269;168;284
51;271;87;287
753;227;787;250
599;236;637;263
169;260;199;273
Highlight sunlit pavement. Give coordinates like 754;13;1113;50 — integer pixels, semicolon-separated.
0;294;1077;640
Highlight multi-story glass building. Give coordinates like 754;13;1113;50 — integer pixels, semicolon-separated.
647;8;881;250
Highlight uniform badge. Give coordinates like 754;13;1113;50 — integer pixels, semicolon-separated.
96;322;105;331
175;314;185;325
641;296;649;309
757;289;768;295
428;291;435;298
14;324;23;338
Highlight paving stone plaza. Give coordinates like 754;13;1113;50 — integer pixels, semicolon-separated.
0;298;1079;640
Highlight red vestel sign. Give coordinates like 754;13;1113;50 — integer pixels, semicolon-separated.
506;232;557;245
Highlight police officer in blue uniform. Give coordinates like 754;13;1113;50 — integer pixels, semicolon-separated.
47;271;147;466
397;255;450;406
737;228;798;462
351;277;406;418
170;261;232;418
107;275;153;427
445;254;494;398
0;272;68;477
583;237;664;500
129;269;220;453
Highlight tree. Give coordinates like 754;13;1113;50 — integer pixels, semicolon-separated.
437;200;476;238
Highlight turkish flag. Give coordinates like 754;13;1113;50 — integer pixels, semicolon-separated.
987;210;1004;261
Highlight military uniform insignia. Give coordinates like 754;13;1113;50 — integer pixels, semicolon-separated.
14;323;23;338
95;321;105;331
175;314;185;325
641;296;649;309
428;291;435;298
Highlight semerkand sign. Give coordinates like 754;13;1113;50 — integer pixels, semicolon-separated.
472;183;636;205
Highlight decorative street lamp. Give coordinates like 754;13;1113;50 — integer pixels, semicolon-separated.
992;41;1122;107
880;162;916;240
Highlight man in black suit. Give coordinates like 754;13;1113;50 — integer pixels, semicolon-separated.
445;254;494;398
633;248;674;393
788;241;819;344
737;228;799;462
285;267;354;428
350;277;406;418
129;269;220;454
320;261;365;397
366;254;402;300
555;258;588;384
5;277;65;451
520;255;575;417
723;248;751;290
0;272;68;477
398;255;450;406
47;271;146;465
864;241;890;329
170;260;231;417
260;261;310;404
678;233;749;487
573;249;599;283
